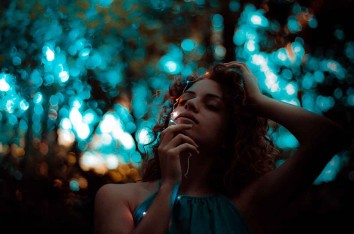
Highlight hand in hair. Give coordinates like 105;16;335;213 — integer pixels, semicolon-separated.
224;61;264;108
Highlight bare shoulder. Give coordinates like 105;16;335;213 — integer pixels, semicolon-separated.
95;180;159;212
94;180;160;234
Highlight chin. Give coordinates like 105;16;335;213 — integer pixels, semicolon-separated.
182;129;198;141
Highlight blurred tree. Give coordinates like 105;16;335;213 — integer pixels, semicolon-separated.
0;0;353;233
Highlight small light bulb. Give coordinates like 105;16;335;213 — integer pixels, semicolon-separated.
169;119;176;126
172;112;178;119
169;111;178;126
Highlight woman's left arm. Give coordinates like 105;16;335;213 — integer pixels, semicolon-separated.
229;62;349;151
226;62;352;187
226;61;351;151
251;91;349;149
225;61;352;232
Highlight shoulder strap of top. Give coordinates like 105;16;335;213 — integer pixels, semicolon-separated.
133;180;161;226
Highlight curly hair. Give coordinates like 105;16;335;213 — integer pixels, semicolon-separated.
139;63;279;196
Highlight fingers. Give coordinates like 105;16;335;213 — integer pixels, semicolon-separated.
160;123;193;143
224;61;242;67
159;130;199;156
169;133;199;151
224;62;264;106
224;61;244;68
224;62;256;89
158;123;199;183
224;61;251;73
170;143;200;157
224;62;257;83
158;124;199;158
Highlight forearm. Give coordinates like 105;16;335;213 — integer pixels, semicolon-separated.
131;182;177;234
253;95;349;147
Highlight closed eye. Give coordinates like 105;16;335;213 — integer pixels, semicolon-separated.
175;92;223;111
206;103;220;111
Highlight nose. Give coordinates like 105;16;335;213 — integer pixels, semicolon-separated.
184;98;199;112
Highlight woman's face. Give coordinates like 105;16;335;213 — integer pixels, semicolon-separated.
172;79;228;150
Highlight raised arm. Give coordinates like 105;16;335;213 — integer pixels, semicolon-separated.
225;62;351;211
253;93;349;181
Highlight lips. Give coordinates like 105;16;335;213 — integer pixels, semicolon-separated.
175;113;198;124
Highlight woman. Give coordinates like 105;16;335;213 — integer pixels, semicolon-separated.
94;62;350;234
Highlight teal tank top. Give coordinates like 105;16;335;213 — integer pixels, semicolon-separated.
133;181;251;234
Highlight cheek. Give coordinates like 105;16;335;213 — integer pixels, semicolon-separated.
214;122;227;140
202;117;226;139
213;115;228;139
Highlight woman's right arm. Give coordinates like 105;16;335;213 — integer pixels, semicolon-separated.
94;182;177;234
94;184;133;234
94;123;198;234
132;123;198;233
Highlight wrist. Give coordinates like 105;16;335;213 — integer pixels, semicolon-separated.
246;94;269;113
160;180;180;209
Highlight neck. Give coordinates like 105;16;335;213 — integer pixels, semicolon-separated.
178;149;218;196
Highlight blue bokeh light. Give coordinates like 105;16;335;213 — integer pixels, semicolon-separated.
0;0;350;188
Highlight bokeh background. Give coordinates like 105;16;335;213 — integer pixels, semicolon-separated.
1;0;354;233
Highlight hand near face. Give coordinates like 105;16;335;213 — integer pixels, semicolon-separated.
158;124;199;185
224;61;265;108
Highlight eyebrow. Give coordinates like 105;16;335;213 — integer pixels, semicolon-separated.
184;90;223;100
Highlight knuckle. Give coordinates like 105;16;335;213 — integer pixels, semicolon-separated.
160;129;167;136
177;133;187;139
176;133;183;138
